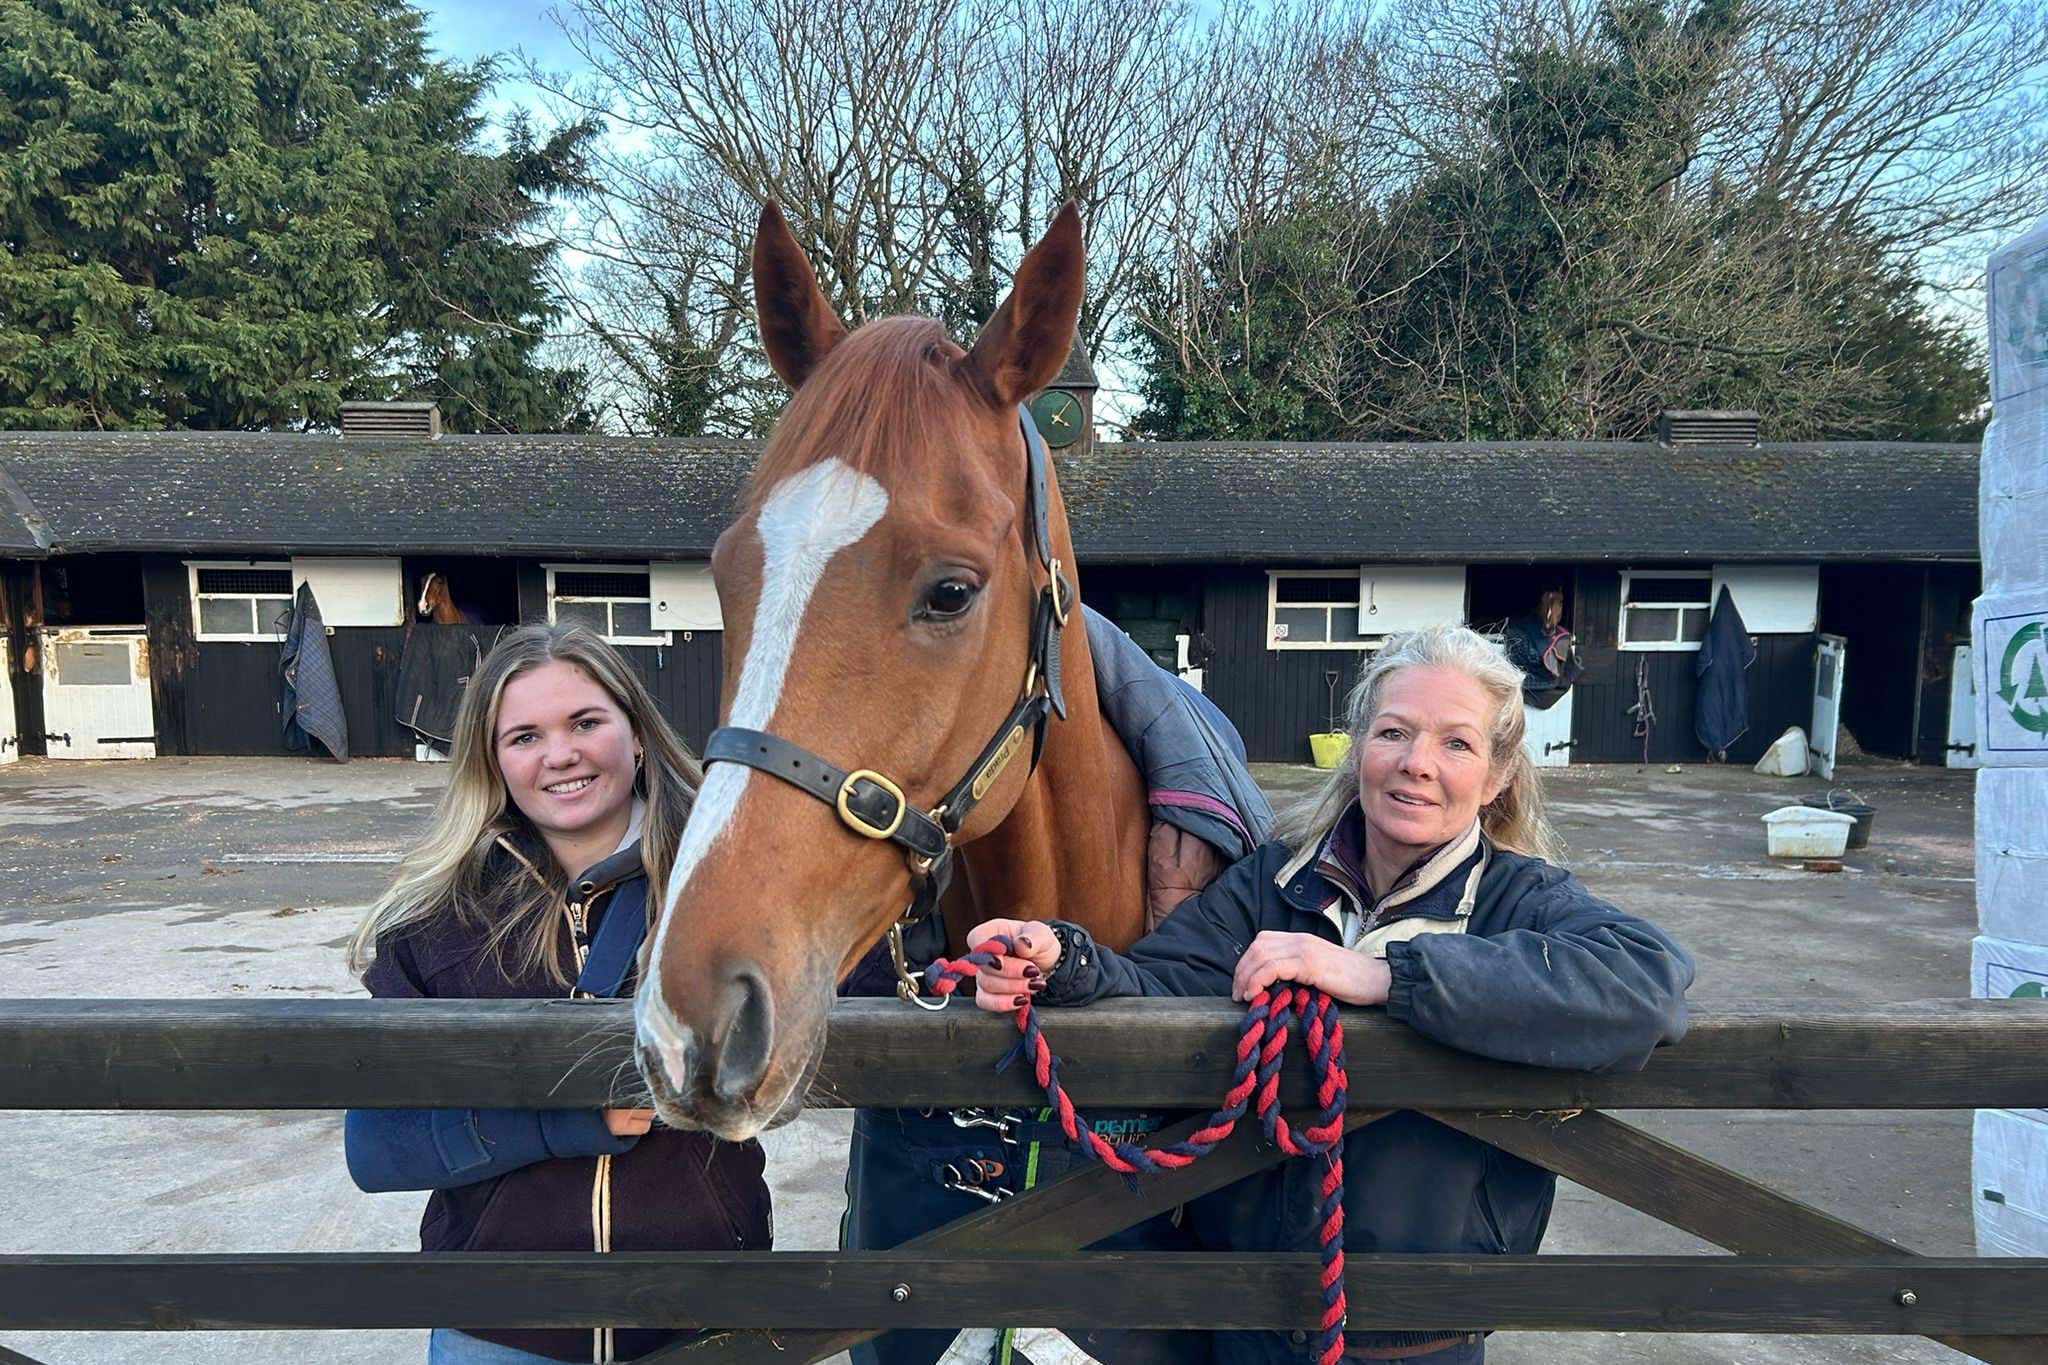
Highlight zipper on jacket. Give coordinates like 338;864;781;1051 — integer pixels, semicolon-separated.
564;886;615;1364
590;1148;615;1362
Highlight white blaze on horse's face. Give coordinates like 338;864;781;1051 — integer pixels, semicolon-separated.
637;458;889;1098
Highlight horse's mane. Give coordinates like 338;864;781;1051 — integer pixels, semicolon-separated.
747;316;980;501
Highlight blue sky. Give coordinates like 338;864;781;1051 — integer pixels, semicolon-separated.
414;0;583;116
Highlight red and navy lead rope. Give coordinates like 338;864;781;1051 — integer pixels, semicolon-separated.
922;936;1349;1365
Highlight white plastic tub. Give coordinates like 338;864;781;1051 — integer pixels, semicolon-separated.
1762;805;1855;859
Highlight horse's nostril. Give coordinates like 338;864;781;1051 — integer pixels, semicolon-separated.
710;962;775;1104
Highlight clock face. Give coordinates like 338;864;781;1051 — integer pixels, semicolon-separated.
1027;389;1085;448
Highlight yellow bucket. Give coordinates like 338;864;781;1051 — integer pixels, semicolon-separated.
1309;732;1352;769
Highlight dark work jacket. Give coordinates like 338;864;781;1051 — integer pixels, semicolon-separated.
345;838;771;1363
1042;809;1694;1364
1694;586;1756;756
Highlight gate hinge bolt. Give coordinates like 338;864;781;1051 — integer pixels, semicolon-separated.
1896;1290;1917;1307
892;1284;911;1303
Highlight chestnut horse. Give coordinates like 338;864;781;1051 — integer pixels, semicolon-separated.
415;572;473;626
634;203;1150;1140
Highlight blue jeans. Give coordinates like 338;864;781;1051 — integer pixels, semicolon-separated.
427;1329;565;1364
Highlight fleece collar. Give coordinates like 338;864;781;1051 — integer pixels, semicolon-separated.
1274;802;1485;933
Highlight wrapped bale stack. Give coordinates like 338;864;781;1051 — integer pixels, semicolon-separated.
1972;212;2048;1257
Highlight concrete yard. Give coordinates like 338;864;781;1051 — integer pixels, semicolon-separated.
0;754;1988;1364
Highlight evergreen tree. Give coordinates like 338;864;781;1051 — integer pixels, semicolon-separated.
0;0;593;430
1131;0;1990;443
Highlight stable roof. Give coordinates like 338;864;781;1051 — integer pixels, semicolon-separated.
0;431;1978;564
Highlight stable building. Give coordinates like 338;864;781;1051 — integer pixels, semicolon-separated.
0;417;1978;772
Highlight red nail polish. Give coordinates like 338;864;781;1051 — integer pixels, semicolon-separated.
1013;995;1028;1008
1022;965;1041;979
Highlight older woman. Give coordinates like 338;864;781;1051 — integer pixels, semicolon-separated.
970;623;1693;1365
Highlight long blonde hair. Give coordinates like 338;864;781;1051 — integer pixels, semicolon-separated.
348;624;701;988
1274;624;1559;863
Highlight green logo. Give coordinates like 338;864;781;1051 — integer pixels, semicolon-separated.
1996;620;2048;735
2013;981;2046;999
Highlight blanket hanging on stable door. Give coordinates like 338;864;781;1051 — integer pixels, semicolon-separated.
281;583;349;761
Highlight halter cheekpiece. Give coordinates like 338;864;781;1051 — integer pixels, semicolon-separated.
701;408;1075;1006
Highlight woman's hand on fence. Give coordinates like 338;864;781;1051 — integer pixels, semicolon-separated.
603;1107;655;1137
1232;931;1391;1006
963;918;1058;1011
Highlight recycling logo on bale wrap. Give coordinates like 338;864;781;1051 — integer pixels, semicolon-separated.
1998;621;2048;735
1979;604;2048;755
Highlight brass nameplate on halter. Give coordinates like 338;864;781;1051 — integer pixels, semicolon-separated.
971;725;1029;800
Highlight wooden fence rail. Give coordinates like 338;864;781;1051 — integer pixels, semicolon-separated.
3;996;2047;1364
4;996;2047;1110
4;1253;2045;1336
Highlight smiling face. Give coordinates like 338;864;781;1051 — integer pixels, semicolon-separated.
1355;665;1507;887
493;659;641;874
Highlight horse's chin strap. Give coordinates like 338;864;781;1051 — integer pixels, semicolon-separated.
700;408;1074;1008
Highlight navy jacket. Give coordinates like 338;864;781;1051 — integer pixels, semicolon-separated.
1042;811;1693;1364
1694;586;1756;756
345;838;771;1363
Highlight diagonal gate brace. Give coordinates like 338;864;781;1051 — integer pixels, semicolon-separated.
1427;1107;2045;1365
641;1108;1389;1365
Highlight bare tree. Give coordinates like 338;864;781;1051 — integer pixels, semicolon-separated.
533;0;1217;431
1723;0;2048;276
1132;0;2030;441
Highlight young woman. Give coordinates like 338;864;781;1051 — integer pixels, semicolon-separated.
346;624;770;1365
969;624;1694;1365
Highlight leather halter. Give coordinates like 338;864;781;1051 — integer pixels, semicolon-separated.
700;408;1075;1004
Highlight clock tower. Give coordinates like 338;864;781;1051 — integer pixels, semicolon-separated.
1025;344;1098;455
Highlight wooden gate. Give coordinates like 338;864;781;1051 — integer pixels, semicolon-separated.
2;997;2045;1362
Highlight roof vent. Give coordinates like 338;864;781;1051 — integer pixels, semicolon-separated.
340;401;441;439
1658;409;1758;447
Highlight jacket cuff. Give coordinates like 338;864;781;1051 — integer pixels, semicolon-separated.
1039;921;1094;1006
1383;940;1423;1022
539;1108;640;1159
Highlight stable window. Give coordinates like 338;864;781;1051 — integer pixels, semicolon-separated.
1267;571;1375;650
547;565;668;646
1619;571;1712;650
188;562;294;642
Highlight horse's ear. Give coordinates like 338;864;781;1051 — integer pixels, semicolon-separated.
753;202;847;389
959;202;1084;408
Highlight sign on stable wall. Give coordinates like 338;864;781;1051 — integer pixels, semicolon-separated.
1976;593;2048;762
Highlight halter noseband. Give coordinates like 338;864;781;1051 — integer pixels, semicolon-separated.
700;408;1075;1006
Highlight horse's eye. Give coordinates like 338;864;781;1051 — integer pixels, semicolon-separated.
919;578;979;620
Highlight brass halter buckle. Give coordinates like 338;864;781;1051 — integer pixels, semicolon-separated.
836;769;908;841
1048;557;1072;627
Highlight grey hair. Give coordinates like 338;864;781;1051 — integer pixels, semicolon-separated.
1273;623;1560;863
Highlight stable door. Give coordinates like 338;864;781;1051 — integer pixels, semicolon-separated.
41;627;157;759
0;637;17;764
1947;645;1980;768
1810;634;1847;781
1521;688;1574;767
